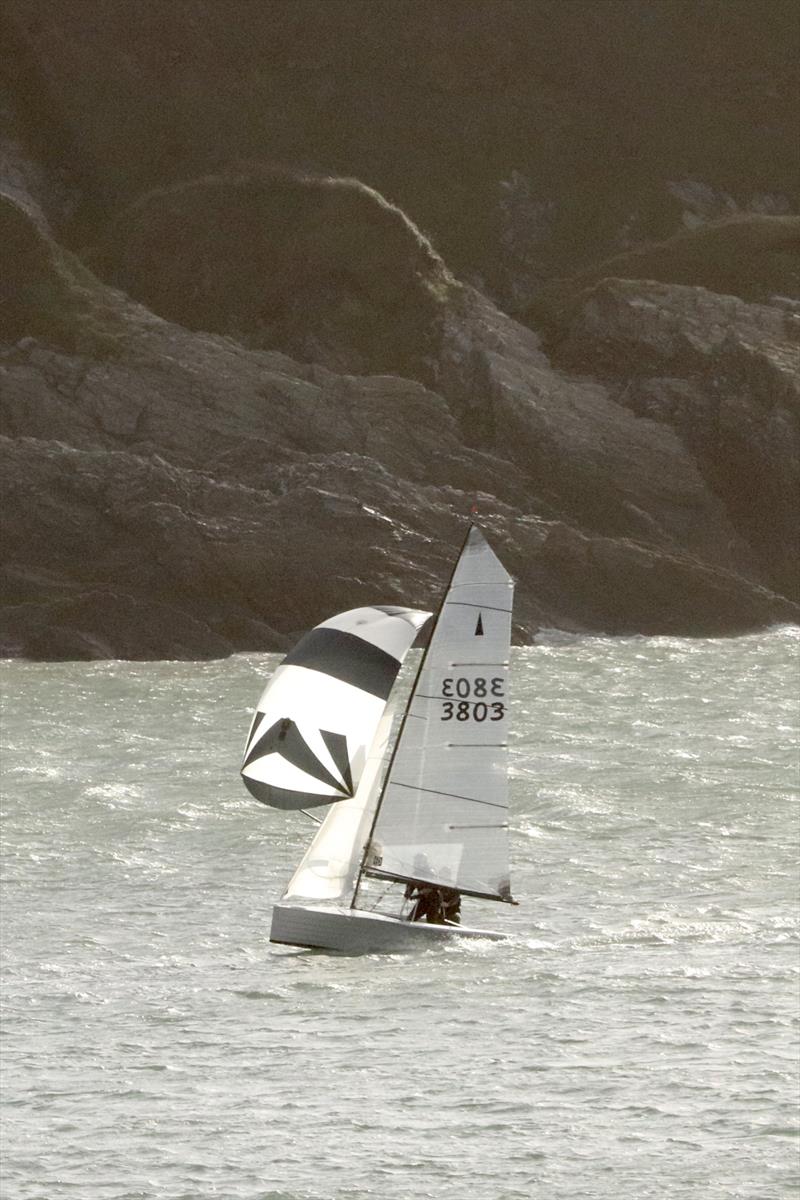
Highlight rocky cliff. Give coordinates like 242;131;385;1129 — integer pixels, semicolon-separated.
1;1;798;657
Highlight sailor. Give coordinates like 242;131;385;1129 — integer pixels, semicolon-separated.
435;867;461;925
405;883;461;925
404;856;462;925
405;880;437;922
404;853;435;922
440;886;461;925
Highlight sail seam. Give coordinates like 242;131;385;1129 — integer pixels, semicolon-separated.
445;602;512;613
387;780;506;810
415;693;508;707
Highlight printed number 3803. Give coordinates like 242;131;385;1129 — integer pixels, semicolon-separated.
442;677;504;698
440;677;505;722
442;700;505;722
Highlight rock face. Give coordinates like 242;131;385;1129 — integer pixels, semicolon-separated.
1;3;798;658
528;215;800;329
4;0;798;301
553;279;800;600
90;167;452;381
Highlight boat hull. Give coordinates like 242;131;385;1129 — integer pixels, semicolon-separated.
270;902;506;953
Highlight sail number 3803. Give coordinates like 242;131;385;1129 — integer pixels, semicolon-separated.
440;676;505;722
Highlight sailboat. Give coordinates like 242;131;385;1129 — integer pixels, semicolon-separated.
240;525;516;952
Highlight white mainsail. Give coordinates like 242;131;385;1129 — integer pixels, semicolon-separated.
241;606;430;810
282;702;397;902
363;527;514;901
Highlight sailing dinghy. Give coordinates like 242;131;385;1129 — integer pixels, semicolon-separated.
241;526;516;952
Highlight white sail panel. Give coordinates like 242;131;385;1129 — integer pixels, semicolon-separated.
283;703;396;901
243;671;381;795
368;528;514;900
241;606;430;811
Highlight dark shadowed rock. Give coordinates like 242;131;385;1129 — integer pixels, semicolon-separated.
5;0;799;301
438;286;748;565
552;279;800;598
527;215;800;332
1;1;798;658
0;192;140;356
90;166;453;380
2;192;798;658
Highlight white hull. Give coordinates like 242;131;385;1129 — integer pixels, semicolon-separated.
270;902;506;953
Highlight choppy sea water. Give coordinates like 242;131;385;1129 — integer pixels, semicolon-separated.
1;629;798;1200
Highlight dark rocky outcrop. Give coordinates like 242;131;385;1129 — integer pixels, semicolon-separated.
552;278;800;598
90;167;453;380
4;0;799;301
1;3;798;658
527;215;800;333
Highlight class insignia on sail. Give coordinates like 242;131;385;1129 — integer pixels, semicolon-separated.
241;606;431;810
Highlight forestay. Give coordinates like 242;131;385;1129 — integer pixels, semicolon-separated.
241;606;430;810
365;527;514;901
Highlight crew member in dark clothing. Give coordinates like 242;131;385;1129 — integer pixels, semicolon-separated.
405;881;461;925
440;886;461;925
405;881;438;922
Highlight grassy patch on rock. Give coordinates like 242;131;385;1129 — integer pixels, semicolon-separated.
0;194;133;356
91;164;456;380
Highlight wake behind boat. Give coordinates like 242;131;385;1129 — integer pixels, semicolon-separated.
240;525;516;952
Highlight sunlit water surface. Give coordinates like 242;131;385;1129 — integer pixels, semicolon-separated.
2;629;798;1199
